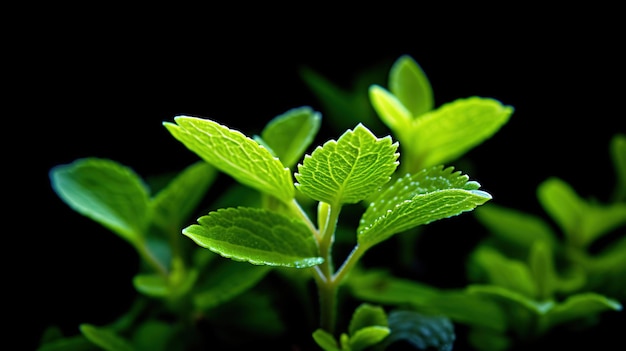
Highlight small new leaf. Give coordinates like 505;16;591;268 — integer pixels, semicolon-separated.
164;116;295;203
49;158;150;246
389;54;434;118
295;124;399;206
183;207;323;268
358;166;491;249
254;106;321;169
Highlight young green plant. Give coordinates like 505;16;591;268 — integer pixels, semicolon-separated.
163;109;493;336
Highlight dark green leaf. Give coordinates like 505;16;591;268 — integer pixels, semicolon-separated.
193;259;272;310
151;161;217;232
49;158;150;246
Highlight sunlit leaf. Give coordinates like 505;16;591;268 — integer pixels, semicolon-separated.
164;116;295;203
79;324;134;351
151;161;217;232
254;106;321;170
295;124;399;205
358;166;491;249
388;54;434;117
49;157;150;246
350;326;390;351
537;177;626;248
369;85;413;134
411;97;513;168
349;303;388;336
183;207;323;268
312;329;340;351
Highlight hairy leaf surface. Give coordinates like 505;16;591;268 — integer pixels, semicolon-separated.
49;157;150;245
295;124;399;205
164;116;295;203
358;166;491;249
183;207;323;268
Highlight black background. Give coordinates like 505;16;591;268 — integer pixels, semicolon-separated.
13;6;625;350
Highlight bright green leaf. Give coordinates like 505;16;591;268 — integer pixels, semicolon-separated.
474;203;558;249
295;124;399;205
411;97;514;168
389;54;434;117
312;329;341;351
349;326;391;351
349;303;388;336
49;158;150;246
164;116;295;203
358;166;491;249
79;324;134;351
183;207;323;268
193;259;272;310
369;84;413;136
537;177;626;248
254;106;321;169
151;161;217;232
611;133;626;201
378;311;455;351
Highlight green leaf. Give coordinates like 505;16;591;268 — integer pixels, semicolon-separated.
537;177;626;248
295;124;399;205
358;166;491;249
350;326;391;351
193;259;272;310
611;133;626;201
164;116;295;203
377;311;455;351
388;55;434;118
471;246;537;298
528;241;558;300
347;269;507;331
369;85;413;135
151;161;217;232
474;203;558;249
79;324;134;351
312;329;341;351
349;303;388;336
183;207;323;268
411;97;514;168
131;320;174;351
49;158;150;246
254;106;321;169
467;285;555;315
133;273;169;297
544;293;622;331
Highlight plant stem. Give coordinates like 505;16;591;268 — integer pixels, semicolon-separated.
136;241;168;278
